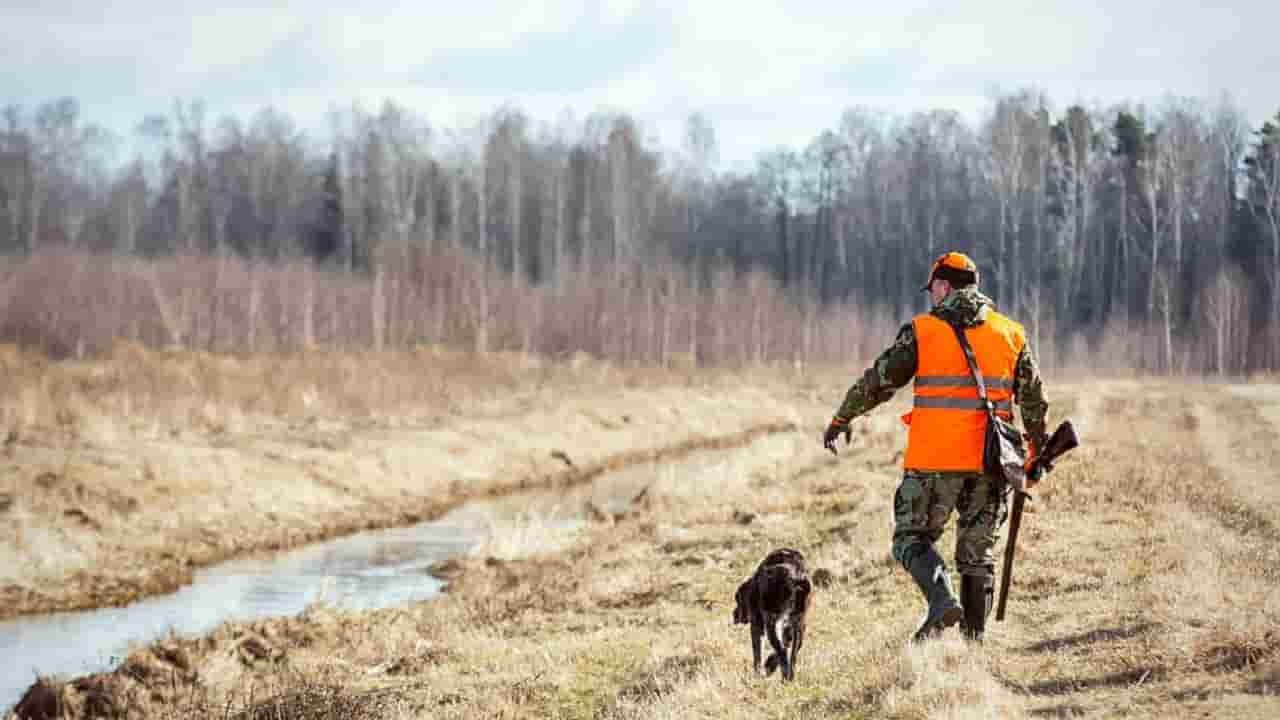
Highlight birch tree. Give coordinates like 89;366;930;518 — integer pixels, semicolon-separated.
1197;265;1249;375
985;93;1033;311
837;108;885;300
32;99;95;250
608;116;638;279
0;106;32;252
1208;99;1249;269
1052;105;1104;320
1137;119;1167;327
1247;113;1280;364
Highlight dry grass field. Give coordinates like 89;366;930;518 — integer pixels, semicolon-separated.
4;352;1280;719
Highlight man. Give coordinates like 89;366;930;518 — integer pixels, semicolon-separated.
823;252;1048;642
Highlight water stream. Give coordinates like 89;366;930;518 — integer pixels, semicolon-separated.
0;443;722;711
0;518;479;710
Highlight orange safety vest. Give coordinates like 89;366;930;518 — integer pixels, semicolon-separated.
902;311;1026;472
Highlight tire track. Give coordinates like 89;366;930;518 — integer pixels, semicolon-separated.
1191;391;1280;535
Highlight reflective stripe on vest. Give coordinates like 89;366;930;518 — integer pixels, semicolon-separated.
903;311;1026;472
912;375;1014;390
913;396;1013;412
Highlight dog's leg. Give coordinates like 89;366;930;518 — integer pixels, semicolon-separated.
764;618;791;681
765;618;788;676
750;615;764;674
789;619;805;681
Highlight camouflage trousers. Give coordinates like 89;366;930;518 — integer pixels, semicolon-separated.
891;471;1009;578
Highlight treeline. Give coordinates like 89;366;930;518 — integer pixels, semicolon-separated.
0;93;1278;373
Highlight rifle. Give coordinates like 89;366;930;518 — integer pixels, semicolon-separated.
995;419;1080;621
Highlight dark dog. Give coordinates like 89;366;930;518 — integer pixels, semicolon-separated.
733;547;812;681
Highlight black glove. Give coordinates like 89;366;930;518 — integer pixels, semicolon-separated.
823;417;852;455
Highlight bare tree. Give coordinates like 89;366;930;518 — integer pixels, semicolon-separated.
1026;100;1053;351
984;93;1033;311
801;130;849;299
755;147;800;289
1134;115;1168;332
549;139;570;290
1160;98;1208;271
474;130;492;353
1152;270;1176;372
30;99;86;250
1053;105;1103;318
837;108;886;300
608;116;639;279
113;159;147;255
1249;117;1280;364
490;108;527;285
1196;265;1250;376
1208;97;1249;268
681;112;718;259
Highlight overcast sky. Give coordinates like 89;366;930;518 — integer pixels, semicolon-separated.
4;1;1277;170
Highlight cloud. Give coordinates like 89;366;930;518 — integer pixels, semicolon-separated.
2;0;1278;171
411;5;671;94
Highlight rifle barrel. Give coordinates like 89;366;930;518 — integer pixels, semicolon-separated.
995;491;1026;621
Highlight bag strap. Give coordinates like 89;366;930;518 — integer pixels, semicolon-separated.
947;321;996;421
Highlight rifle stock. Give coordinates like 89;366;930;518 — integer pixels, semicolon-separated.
995;419;1079;622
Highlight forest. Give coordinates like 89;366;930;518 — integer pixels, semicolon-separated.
1;91;1278;373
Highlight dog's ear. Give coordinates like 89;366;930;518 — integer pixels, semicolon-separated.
733;579;751;624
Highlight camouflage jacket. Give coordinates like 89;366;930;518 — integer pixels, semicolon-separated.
832;287;1049;441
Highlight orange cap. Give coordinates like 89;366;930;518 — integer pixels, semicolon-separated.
922;251;978;291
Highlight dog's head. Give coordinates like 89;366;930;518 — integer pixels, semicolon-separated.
733;579;753;624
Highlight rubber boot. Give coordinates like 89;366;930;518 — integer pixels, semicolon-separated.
908;547;963;642
960;573;993;642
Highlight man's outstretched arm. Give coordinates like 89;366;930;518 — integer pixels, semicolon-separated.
825;323;918;452
834;322;919;421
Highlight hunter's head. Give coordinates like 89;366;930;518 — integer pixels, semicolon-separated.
922;251;979;306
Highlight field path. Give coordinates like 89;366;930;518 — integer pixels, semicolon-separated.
1227;384;1280;439
1197;384;1280;520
